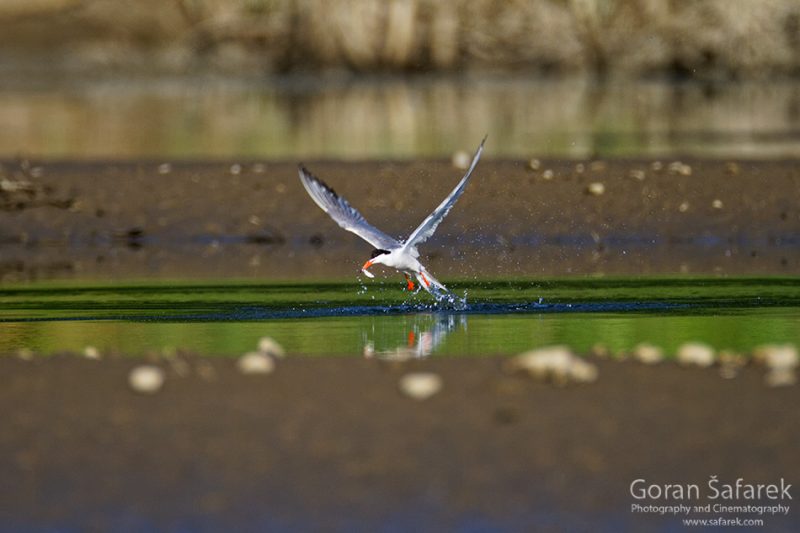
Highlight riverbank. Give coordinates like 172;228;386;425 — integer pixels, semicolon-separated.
0;157;798;282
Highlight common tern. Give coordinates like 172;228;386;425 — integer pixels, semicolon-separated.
298;137;485;298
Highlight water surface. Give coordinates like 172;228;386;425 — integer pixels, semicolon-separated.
1;277;798;357
2;77;799;159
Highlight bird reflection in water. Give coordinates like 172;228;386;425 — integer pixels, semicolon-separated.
362;314;467;360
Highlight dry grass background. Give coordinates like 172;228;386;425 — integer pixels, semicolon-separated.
0;0;798;76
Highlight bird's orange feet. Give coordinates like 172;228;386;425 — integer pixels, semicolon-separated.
421;273;431;288
404;275;415;291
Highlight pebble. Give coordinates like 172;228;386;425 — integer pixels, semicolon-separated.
726;162;740;175
157;163;172;174
676;342;715;367
251;163;266;173
542;169;554;180
629;169;646;181
753;344;798;370
83;346;101;360
509;345;573;378
509;346;598;385
668;161;692;176
229;163;242;175
765;369;797;388
586;182;605;196
258;336;285;358
633;343;664;365
568;358;599;383
451;150;471;170
678;201;690;213
237;352;275;375
128;365;165;394
712;199;723;209
0;178;32;192
16;348;34;361
651;161;663;171
527;158;541;170
399;372;443;400
575;163;585;174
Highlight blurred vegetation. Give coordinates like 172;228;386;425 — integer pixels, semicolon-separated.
0;0;798;77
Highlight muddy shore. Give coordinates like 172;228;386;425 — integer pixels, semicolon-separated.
1;157;798;283
2;155;799;530
0;355;797;531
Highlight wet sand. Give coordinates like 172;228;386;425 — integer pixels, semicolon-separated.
1;355;797;530
0;157;799;282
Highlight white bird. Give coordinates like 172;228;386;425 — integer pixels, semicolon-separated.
298;137;485;298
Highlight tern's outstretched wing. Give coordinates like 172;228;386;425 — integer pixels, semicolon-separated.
403;136;485;251
299;166;401;250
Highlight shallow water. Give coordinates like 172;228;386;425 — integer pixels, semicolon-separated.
1;277;798;357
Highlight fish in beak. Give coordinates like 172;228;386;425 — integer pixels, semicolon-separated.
361;259;375;278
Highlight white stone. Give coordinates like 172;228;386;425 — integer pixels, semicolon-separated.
511;346;597;384
629;169;646;181
668;161;694;175
229;163;242;175
676;342;715;367
157;163;172;174
399;372;443;400
83;346;101;360
528;158;541;170
542;169;554;180
128;365;165;394
258;337;285;358
451;151;471;170
586;182;605;196
633;343;663;365
510;345;574;379
754;344;798;370
237;352;275;375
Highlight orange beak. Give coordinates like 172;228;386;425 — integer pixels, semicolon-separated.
361;259;375;278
